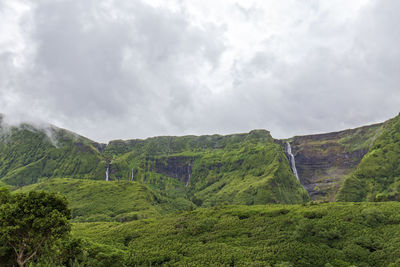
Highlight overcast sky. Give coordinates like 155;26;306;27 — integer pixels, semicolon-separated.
1;0;399;142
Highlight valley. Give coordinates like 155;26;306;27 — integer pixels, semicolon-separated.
1;113;400;266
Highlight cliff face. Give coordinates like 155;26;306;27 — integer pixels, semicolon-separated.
337;114;400;202
107;130;309;206
288;123;383;201
3;113;397;204
152;156;193;185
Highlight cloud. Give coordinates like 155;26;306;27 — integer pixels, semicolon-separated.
0;0;399;142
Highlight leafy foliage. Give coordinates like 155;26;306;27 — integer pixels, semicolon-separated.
0;189;71;267
73;202;400;266
21;178;194;222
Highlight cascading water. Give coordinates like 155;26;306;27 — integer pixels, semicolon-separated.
105;164;109;181
285;142;300;182
186;163;191;187
131;168;134;181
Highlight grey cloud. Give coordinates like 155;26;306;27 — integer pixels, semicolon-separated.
1;0;399;142
203;0;400;138
2;0;225;141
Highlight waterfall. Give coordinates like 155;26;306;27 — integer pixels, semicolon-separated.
186;163;191;187
105;164;109;181
131;168;134;181
285;142;300;182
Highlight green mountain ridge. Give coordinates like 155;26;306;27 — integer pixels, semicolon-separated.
1;113;400;206
0;119;309;206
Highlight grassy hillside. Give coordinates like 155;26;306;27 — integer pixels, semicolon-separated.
105;130;309;205
20;178;194;222
0;120;308;205
337;114;400;202
0;123;106;186
73;202;400;266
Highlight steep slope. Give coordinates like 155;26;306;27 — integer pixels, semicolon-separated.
0;116;308;205
287;123;383;201
0;120;106;186
337;114;400;202
104;130;309;205
21;178;194;222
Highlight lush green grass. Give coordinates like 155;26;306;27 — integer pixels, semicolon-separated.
337;123;383;153
337;114;400;202
0;124;106;186
20;178;194;222
72;202;400;266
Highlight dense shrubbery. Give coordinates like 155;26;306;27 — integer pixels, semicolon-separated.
0;188;131;266
73;202;400;266
4;200;400;266
21;178;194;222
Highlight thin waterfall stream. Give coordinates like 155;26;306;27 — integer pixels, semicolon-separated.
186;163;191;187
105;164;109;181
285;142;300;182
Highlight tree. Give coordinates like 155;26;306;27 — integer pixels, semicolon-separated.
0;187;10;204
0;190;71;267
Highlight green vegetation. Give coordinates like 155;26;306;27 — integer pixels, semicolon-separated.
337;114;400;202
0;189;71;267
291;123;383;201
21;178;194;222
0;123;309;206
3;114;400;265
72;202;400;266
0;124;105;186
3;187;400;266
337;123;383;152
106;130;309;206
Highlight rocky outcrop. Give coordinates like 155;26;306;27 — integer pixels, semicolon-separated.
286;123;383;201
150;156;193;186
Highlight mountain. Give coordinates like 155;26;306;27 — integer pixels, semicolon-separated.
2;113;400;266
1;113;400;205
337;114;400;202
104;130;309;205
0;117;308;206
0;119;106;186
289;122;383;201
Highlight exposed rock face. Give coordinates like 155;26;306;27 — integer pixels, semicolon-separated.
286;123;383;201
151;156;193;186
